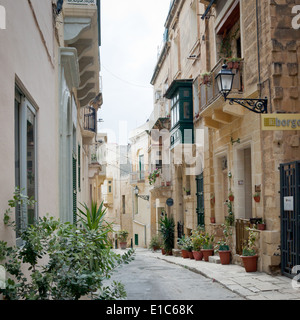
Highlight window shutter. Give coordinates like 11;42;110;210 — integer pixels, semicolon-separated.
78;144;81;191
73;153;77;225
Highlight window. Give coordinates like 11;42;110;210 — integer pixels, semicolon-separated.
139;154;144;181
122;195;126;214
15;87;37;242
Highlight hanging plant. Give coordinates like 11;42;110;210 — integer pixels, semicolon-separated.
148;168;160;185
201;72;212;85
253;192;261;203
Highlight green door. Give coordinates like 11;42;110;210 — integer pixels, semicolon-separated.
196;173;204;226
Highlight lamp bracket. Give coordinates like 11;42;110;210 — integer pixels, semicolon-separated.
226;97;268;114
136;194;150;201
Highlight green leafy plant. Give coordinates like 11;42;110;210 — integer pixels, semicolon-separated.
215;224;233;252
224;200;235;226
148;168;160;185
149;235;162;251
242;227;258;256
190;228;205;252
183;187;191;195
3;187;36;227
117;230;129;243
178;236;193;252
0;195;135;300
202;233;214;250
159;216;175;254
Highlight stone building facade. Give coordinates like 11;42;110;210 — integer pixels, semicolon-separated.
0;0;103;246
150;0;300;274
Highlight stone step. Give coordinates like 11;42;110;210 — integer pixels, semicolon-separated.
209;255;221;264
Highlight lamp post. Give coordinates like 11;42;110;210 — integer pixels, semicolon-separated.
134;186;149;201
215;64;268;114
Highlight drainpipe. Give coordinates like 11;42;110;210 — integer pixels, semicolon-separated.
256;0;261;89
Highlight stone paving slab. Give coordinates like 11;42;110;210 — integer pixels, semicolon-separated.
128;248;300;300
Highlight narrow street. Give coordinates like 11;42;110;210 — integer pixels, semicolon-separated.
108;249;244;300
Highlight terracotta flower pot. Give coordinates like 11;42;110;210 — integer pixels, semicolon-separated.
219;250;231;265
254;196;260;203
201;249;214;262
188;251;194;259
120;242;127;250
227;61;234;69
161;248;166;255
233;61;240;69
181;249;189;259
229;195;234;202
241;255;258;272
257;223;266;231
192;250;203;261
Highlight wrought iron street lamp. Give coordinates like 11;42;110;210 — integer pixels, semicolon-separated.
134;186;149;201
215;64;268;114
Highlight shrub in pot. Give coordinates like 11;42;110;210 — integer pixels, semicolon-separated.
149;235;162;251
257;219;266;231
191;228;205;261
178;236;193;259
159;215;175;256
215;224;233;265
241;227;259;272
201;233;214;261
118;230;129;249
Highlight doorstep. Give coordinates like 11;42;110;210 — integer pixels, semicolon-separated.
209;256;221;264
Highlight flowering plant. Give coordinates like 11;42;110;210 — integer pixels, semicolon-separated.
148;168;160;185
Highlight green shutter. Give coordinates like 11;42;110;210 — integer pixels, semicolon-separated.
73;153;77;225
78;144;81;191
135;234;139;246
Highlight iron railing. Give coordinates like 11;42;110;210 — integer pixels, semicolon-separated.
84;106;96;133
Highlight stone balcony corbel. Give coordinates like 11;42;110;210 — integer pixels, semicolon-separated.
64;17;92;45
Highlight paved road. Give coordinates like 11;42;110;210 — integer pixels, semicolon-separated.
107;250;244;300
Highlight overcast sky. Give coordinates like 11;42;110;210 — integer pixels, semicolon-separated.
99;0;171;144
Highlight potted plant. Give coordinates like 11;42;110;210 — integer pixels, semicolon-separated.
191;228;204;261
201;233;215;261
226;57;242;70
118;230;129;249
253;192;261;203
178;236;190;259
224;200;235;227
183;187;191;196
228;190;234;202
257;219;266;231
159;215;175;256
241;227;259;272
149;235;162;252
215;224;233;265
201;72;212;85
148;168;160;186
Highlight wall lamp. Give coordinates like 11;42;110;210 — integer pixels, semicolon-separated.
134;186;149;201
215;64;268;114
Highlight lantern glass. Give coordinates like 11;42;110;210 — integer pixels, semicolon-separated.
215;65;234;99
